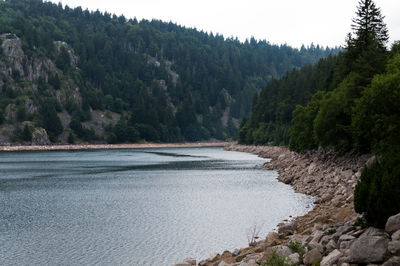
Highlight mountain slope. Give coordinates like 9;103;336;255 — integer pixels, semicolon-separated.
0;0;339;144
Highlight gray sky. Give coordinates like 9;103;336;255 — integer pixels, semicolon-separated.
50;0;400;48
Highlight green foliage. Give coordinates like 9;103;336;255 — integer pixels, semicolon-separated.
12;70;21;82
289;91;325;151
135;123;160;142
353;216;368;228
55;46;70;72
21;124;32;141
16;103;27;122
48;73;61;90
287;240;306;260
241;54;341;146
327;227;337;235
69;118;97;141
40;99;63;140
260;250;292;266
354;152;400;228
67;132;75;144
244;0;391;152
0;108;4;125
5;86;17;98
312;77;354;151
352;53;400;153
0;0;338;143
238;119;253;145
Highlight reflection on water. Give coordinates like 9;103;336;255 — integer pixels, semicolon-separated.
0;147;313;265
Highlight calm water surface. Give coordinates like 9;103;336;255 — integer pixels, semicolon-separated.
0;147;313;265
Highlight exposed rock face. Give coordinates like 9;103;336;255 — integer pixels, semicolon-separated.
31;128;50;145
54;40;79;67
0;33;56;82
4;104;16;122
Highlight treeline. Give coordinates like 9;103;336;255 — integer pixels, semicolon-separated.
0;0;338;143
239;0;400;227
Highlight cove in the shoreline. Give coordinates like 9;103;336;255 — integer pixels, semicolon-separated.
0;147;314;265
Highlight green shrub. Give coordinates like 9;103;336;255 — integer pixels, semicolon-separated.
354;152;400;228
286;240;305;259
327;226;336;235
260;250;292;266
353;216;368;228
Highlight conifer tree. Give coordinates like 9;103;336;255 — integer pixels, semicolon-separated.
346;0;389;89
349;0;388;51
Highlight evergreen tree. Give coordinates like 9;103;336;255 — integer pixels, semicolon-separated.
21;124;32;141
349;0;388;52
346;0;389;89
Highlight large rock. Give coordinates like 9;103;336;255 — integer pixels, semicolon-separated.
308;162;317;174
382;256;400;266
392;230;400;241
278;221;297;234
265;232;280;246
388;241;400;256
349;228;389;263
31;127;50;145
209;253;220;262
272;245;293;257
386;213;400;234
320;249;342;266
326;239;337;252
303;248;323;265
286;253;300;265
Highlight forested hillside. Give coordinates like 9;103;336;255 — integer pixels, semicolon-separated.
240;0;400;227
0;0;338;144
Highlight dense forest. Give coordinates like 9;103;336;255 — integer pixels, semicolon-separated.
0;0;338;144
239;0;400;227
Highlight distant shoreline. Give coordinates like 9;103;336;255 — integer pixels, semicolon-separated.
0;142;229;152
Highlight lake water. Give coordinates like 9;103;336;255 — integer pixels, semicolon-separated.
0;147;313;265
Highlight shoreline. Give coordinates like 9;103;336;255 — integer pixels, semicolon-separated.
185;144;398;266
0;141;228;152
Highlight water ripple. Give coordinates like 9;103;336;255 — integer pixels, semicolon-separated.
0;147;313;266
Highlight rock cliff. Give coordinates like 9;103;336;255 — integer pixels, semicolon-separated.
0;33;119;145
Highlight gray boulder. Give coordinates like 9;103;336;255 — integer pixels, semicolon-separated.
320;249;342;266
303;248;323;265
393;230;400;241
389;241;400;256
31;127;51;145
265;232;280;246
278;221;297;234
272;245;293;257
386;213;400;234
349;228;389;263
382;256;400;266
286;253;300;265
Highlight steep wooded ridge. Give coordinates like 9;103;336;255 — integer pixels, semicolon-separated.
0;0;338;145
240;0;400;230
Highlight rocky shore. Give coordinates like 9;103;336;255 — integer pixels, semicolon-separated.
175;145;400;266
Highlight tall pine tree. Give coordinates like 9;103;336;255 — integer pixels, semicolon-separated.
346;0;389;90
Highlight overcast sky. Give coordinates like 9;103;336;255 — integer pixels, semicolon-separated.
49;0;400;49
